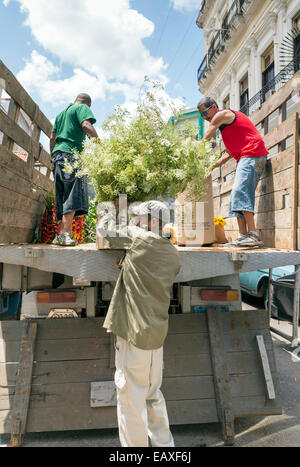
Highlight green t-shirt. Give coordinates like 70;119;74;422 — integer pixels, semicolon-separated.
52;103;96;155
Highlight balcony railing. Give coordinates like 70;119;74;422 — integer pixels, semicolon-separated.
197;0;248;83
240;57;300;116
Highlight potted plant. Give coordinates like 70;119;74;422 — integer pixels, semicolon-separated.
214;216;228;244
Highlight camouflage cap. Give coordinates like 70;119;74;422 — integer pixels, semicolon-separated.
129;200;170;220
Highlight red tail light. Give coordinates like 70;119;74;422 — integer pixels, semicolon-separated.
200;289;239;301
37;291;76;303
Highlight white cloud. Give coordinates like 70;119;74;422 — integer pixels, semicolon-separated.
17;50;108;106
10;0;165;82
171;0;200;12
5;0;172;107
5;0;188;112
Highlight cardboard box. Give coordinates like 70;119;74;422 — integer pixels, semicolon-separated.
175;176;215;246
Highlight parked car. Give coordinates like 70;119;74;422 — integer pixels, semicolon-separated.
0;289;22;320
239;265;297;322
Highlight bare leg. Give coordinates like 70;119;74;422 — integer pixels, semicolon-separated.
60;211;75;235
237;216;247;235
242;211;256;232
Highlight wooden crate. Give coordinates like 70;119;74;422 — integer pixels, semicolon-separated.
0;310;281;445
0;60;53;244
175;176;215;246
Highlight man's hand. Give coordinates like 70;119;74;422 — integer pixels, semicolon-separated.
214;159;223;168
213;152;232;169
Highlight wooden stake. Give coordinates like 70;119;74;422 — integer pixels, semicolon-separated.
10;321;37;447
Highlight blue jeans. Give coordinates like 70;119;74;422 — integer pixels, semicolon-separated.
52;152;88;221
228;156;267;218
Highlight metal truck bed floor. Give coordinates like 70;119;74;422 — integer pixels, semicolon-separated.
1;243;300;282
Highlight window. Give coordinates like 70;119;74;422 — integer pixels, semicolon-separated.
223;95;230;109
240;74;249;114
0;89;12;114
261;44;275;100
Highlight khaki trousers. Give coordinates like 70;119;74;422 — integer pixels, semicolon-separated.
114;336;174;447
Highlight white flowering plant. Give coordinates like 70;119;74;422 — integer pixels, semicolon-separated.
68;79;220;203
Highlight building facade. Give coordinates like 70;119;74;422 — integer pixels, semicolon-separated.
196;0;300;118
171;107;204;139
196;0;300;248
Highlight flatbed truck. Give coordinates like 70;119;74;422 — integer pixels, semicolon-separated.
1;59;300;447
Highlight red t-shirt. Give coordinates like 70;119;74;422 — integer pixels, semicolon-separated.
219;110;269;162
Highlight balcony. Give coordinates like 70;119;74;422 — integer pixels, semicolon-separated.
196;1;210;28
240;57;300;116
197;0;250;84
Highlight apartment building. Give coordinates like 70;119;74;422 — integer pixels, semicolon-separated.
196;0;300;117
196;0;300;248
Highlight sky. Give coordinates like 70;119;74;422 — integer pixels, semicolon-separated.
0;0;204;139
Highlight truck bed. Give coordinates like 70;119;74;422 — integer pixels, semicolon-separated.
1;243;300;282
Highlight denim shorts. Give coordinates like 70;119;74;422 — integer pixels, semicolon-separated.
228;156;267;218
52;152;88;221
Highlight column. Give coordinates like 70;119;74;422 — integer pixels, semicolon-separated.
231;65;239;110
245;46;252;102
274;0;288;46
248;36;257;97
269;12;279;76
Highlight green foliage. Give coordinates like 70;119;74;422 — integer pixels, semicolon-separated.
43;191;55;210
67;79;220;203
83;198;97;243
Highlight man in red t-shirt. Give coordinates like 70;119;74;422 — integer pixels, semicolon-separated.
197;97;268;248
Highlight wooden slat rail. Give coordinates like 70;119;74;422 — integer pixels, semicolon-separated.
292;113;299;250
256;335;276;400
0;60;53;243
0;60;52;136
0;107;39;158
206;308;235;446
212;71;300;249
0;312;282;445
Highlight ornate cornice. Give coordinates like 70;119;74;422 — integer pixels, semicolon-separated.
272;0;288;14
196;0;216;28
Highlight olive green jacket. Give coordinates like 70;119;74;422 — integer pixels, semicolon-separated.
99;213;181;350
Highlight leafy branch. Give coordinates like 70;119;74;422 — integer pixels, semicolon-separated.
66;79;220;203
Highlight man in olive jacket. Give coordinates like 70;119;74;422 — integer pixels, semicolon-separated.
97;200;180;447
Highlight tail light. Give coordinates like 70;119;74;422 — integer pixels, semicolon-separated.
37;291;76;304
200;289;239;301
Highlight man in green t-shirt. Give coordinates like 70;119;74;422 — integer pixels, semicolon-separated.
50;93;99;246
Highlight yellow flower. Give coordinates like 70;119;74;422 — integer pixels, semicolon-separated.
214;216;226;226
162;224;177;244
